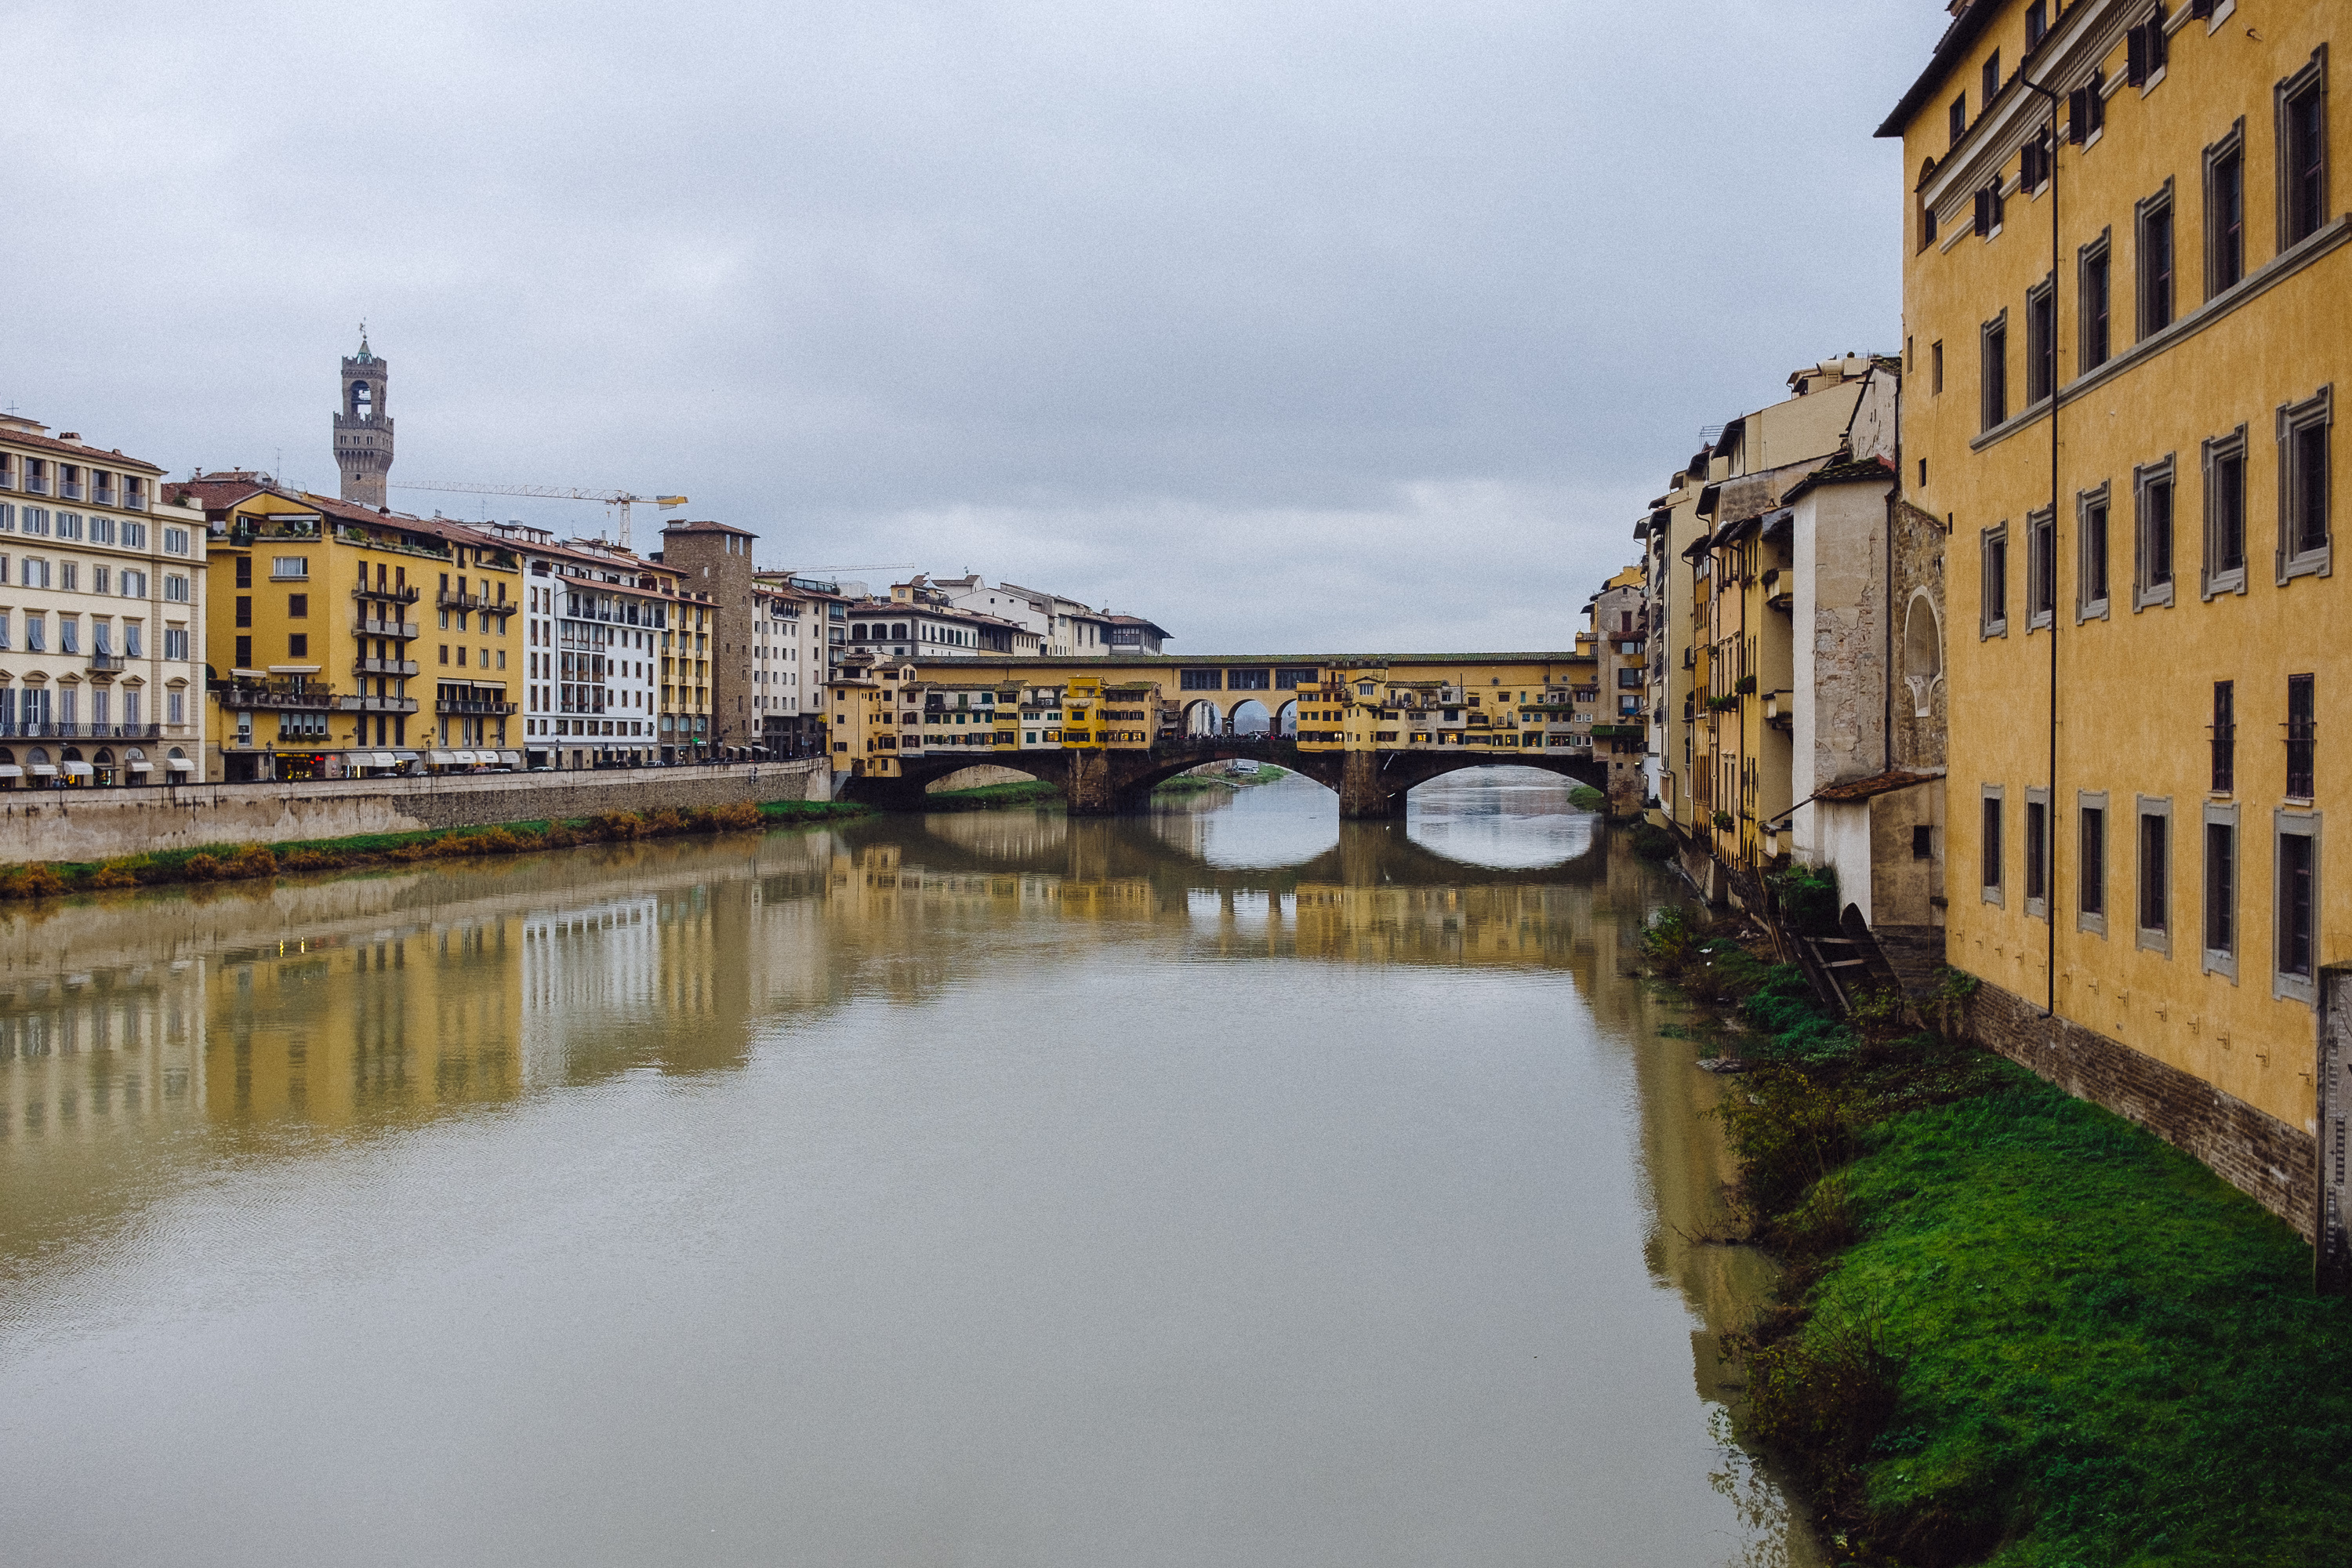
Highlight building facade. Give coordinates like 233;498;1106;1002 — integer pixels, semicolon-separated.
1884;0;2347;1234
332;332;394;508
656;520;756;756
0;416;208;786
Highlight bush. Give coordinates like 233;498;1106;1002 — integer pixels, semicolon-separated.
221;844;278;880
1768;860;1841;937
183;853;223;881
698;800;763;831
1568;785;1608;812
588;811;646;840
0;863;70;898
88;860;143;889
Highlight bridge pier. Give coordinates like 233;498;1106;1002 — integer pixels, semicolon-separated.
1336;750;1408;820
1062;749;1120;816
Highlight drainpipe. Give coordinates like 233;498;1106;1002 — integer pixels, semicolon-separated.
2024;77;2063;1019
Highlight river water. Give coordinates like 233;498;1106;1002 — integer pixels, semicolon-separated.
0;768;1820;1566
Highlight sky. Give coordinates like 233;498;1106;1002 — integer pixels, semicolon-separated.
0;1;1948;653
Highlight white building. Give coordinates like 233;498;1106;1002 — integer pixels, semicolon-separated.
0;416;208;786
750;575;841;756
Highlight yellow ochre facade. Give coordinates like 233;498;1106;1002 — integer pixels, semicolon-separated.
1886;0;2347;1201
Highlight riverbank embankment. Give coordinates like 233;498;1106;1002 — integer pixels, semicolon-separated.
0;757;834;866
1643;909;2352;1564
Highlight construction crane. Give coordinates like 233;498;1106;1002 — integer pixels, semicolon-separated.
389;481;687;550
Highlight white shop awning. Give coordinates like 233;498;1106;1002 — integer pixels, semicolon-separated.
166;756;195;771
28;764;59;775
125;760;154;771
498;750;522;767
61;761;93;778
0;765;24;778
426;750;456;765
454;750;479;765
371;752;397;768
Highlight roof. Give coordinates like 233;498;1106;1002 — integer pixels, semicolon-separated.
1875;1;1996;140
1813;768;1942;804
662;518;758;538
0;422;168;475
1782;454;1899;506
1103;613;1171;637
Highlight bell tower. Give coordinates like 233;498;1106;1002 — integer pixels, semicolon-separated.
333;325;394;506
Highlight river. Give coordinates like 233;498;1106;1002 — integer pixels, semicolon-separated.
0;768;1820;1566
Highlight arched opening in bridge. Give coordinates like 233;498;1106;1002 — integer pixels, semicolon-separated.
1229;700;1271;736
1273;699;1298;737
1183;700;1221;737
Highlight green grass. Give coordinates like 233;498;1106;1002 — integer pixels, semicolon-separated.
1640;910;2352;1566
1569;784;1608;811
922;780;1063;810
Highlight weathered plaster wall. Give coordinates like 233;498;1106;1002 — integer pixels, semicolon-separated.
0;759;830;865
1892;499;1948;772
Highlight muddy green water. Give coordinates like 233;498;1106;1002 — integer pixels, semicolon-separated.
0;769;1818;1566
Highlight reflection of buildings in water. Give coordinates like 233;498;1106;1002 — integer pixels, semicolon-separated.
0;967;207;1146
521;896;662;1086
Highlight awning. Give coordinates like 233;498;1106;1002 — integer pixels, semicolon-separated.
452;750;477;765
125;760;153;771
29;764;58;775
426;750;456;765
166;757;194;771
0;765;23;778
394;750;420;761
499;750;522;767
61;762;93;778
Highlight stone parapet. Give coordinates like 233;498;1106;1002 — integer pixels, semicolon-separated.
1962;976;2317;1242
0;759;830;865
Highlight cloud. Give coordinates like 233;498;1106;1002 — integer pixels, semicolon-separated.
0;0;1944;649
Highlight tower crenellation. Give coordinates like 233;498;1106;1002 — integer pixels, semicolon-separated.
332;325;394;506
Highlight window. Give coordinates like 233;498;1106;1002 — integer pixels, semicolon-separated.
2079;234;2112;370
1982;789;2005;903
2277;386;2333;581
59;618;78;655
162;526;189;555
2211;681;2236;793
2135;457;2176;608
1981;312;2009;430
1180;668;1222;691
289;633;308;659
2137;798;2172;951
60;563;77;592
1980;524;2009;637
2026;507;2056;628
2025;789;2050;915
234;635;252;667
169;691;184;725
2126;7;2168;86
1973;178;2005;238
234;556;252;589
270;556;309;580
1983;50;2001;111
2205;126;2246;296
2137;185;2175;339
2022;126;2052;194
120;520;144;549
2278;51;2329;250
2080;795;2109;931
164;628;188;661
2203;806;2238;976
2027;277;2056;404
288;593;308;619
164;575;188;603
234;595;252;628
2287;673;2316;799
1950;92;1967;147
2275;811;2321;1003
1931;339;1944;394
2202;427;2249;594
2027;1;2048;47
2067;70;2107;144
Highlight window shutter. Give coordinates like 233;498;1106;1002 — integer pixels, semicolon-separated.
2126;25;2148;86
1974;189;1991;235
2067;87;2089;142
2190;0;2212;16
2151;5;2169;70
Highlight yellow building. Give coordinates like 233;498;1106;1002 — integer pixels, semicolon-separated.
1883;0;2347;1237
176;477;521;778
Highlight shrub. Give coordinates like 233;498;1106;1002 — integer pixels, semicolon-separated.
700;800;763;831
88;860;143;889
183;853;223;881
222;844;278;880
1568;785;1608;812
1711;809;1735;831
0;863;70;898
1767;860;1841;937
588;811;645;840
646;808;688;835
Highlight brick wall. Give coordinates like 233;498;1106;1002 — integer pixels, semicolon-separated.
1965;976;2317;1240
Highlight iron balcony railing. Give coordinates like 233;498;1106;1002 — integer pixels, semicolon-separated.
438;590;505;612
360;617;422;639
353;584;423;605
0;722;165;739
216;680;337;710
437;698;518;716
353;658;421;677
339;695;420;714
86;654;128;673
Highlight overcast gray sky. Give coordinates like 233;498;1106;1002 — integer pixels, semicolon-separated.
2;0;1944;652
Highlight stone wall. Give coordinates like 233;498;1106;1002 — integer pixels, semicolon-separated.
0;759;831;865
1965;976;2317;1240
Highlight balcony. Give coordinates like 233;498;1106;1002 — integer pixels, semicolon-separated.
436;698;517;716
353;583;423;605
360;617;422;640
216;678;336;710
61;480;84;501
339;694;421;714
353;657;421;677
0;723;165;739
86;653;128;674
438;590;507;612
1764;691;1792;731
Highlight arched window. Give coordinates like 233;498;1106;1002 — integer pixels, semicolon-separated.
350;380;375;421
1902;592;1944;717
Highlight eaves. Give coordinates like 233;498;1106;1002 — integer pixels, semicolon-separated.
1920;0;2133;223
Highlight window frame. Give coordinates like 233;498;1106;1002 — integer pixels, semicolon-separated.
2210;678;2236;793
2136;180;2176;340
2078;791;2109;935
2078;229;2114;372
2026;506;2056;630
2201;424;2250;597
2136;796;2173;954
2076;481;2112;620
2026;272;2057;406
2203;118;2247;299
1982;785;2006;906
2276;47;2330;254
2274;809;2322;1004
2275;384;2333;583
2202;801;2239;979
1980;522;2010;638
2133;455;2178;610
2025;786;2051;919
1980;309;2009;431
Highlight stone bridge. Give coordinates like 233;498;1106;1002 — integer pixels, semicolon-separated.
831;652;1621;819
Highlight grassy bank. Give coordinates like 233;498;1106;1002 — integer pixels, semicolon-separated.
920;780;1064;810
1642;909;2352;1565
0;797;872;901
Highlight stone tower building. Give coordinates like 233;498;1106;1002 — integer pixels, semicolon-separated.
656;519;760;750
332;329;394;506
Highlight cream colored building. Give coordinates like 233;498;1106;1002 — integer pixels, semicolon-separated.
0;416;209;786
